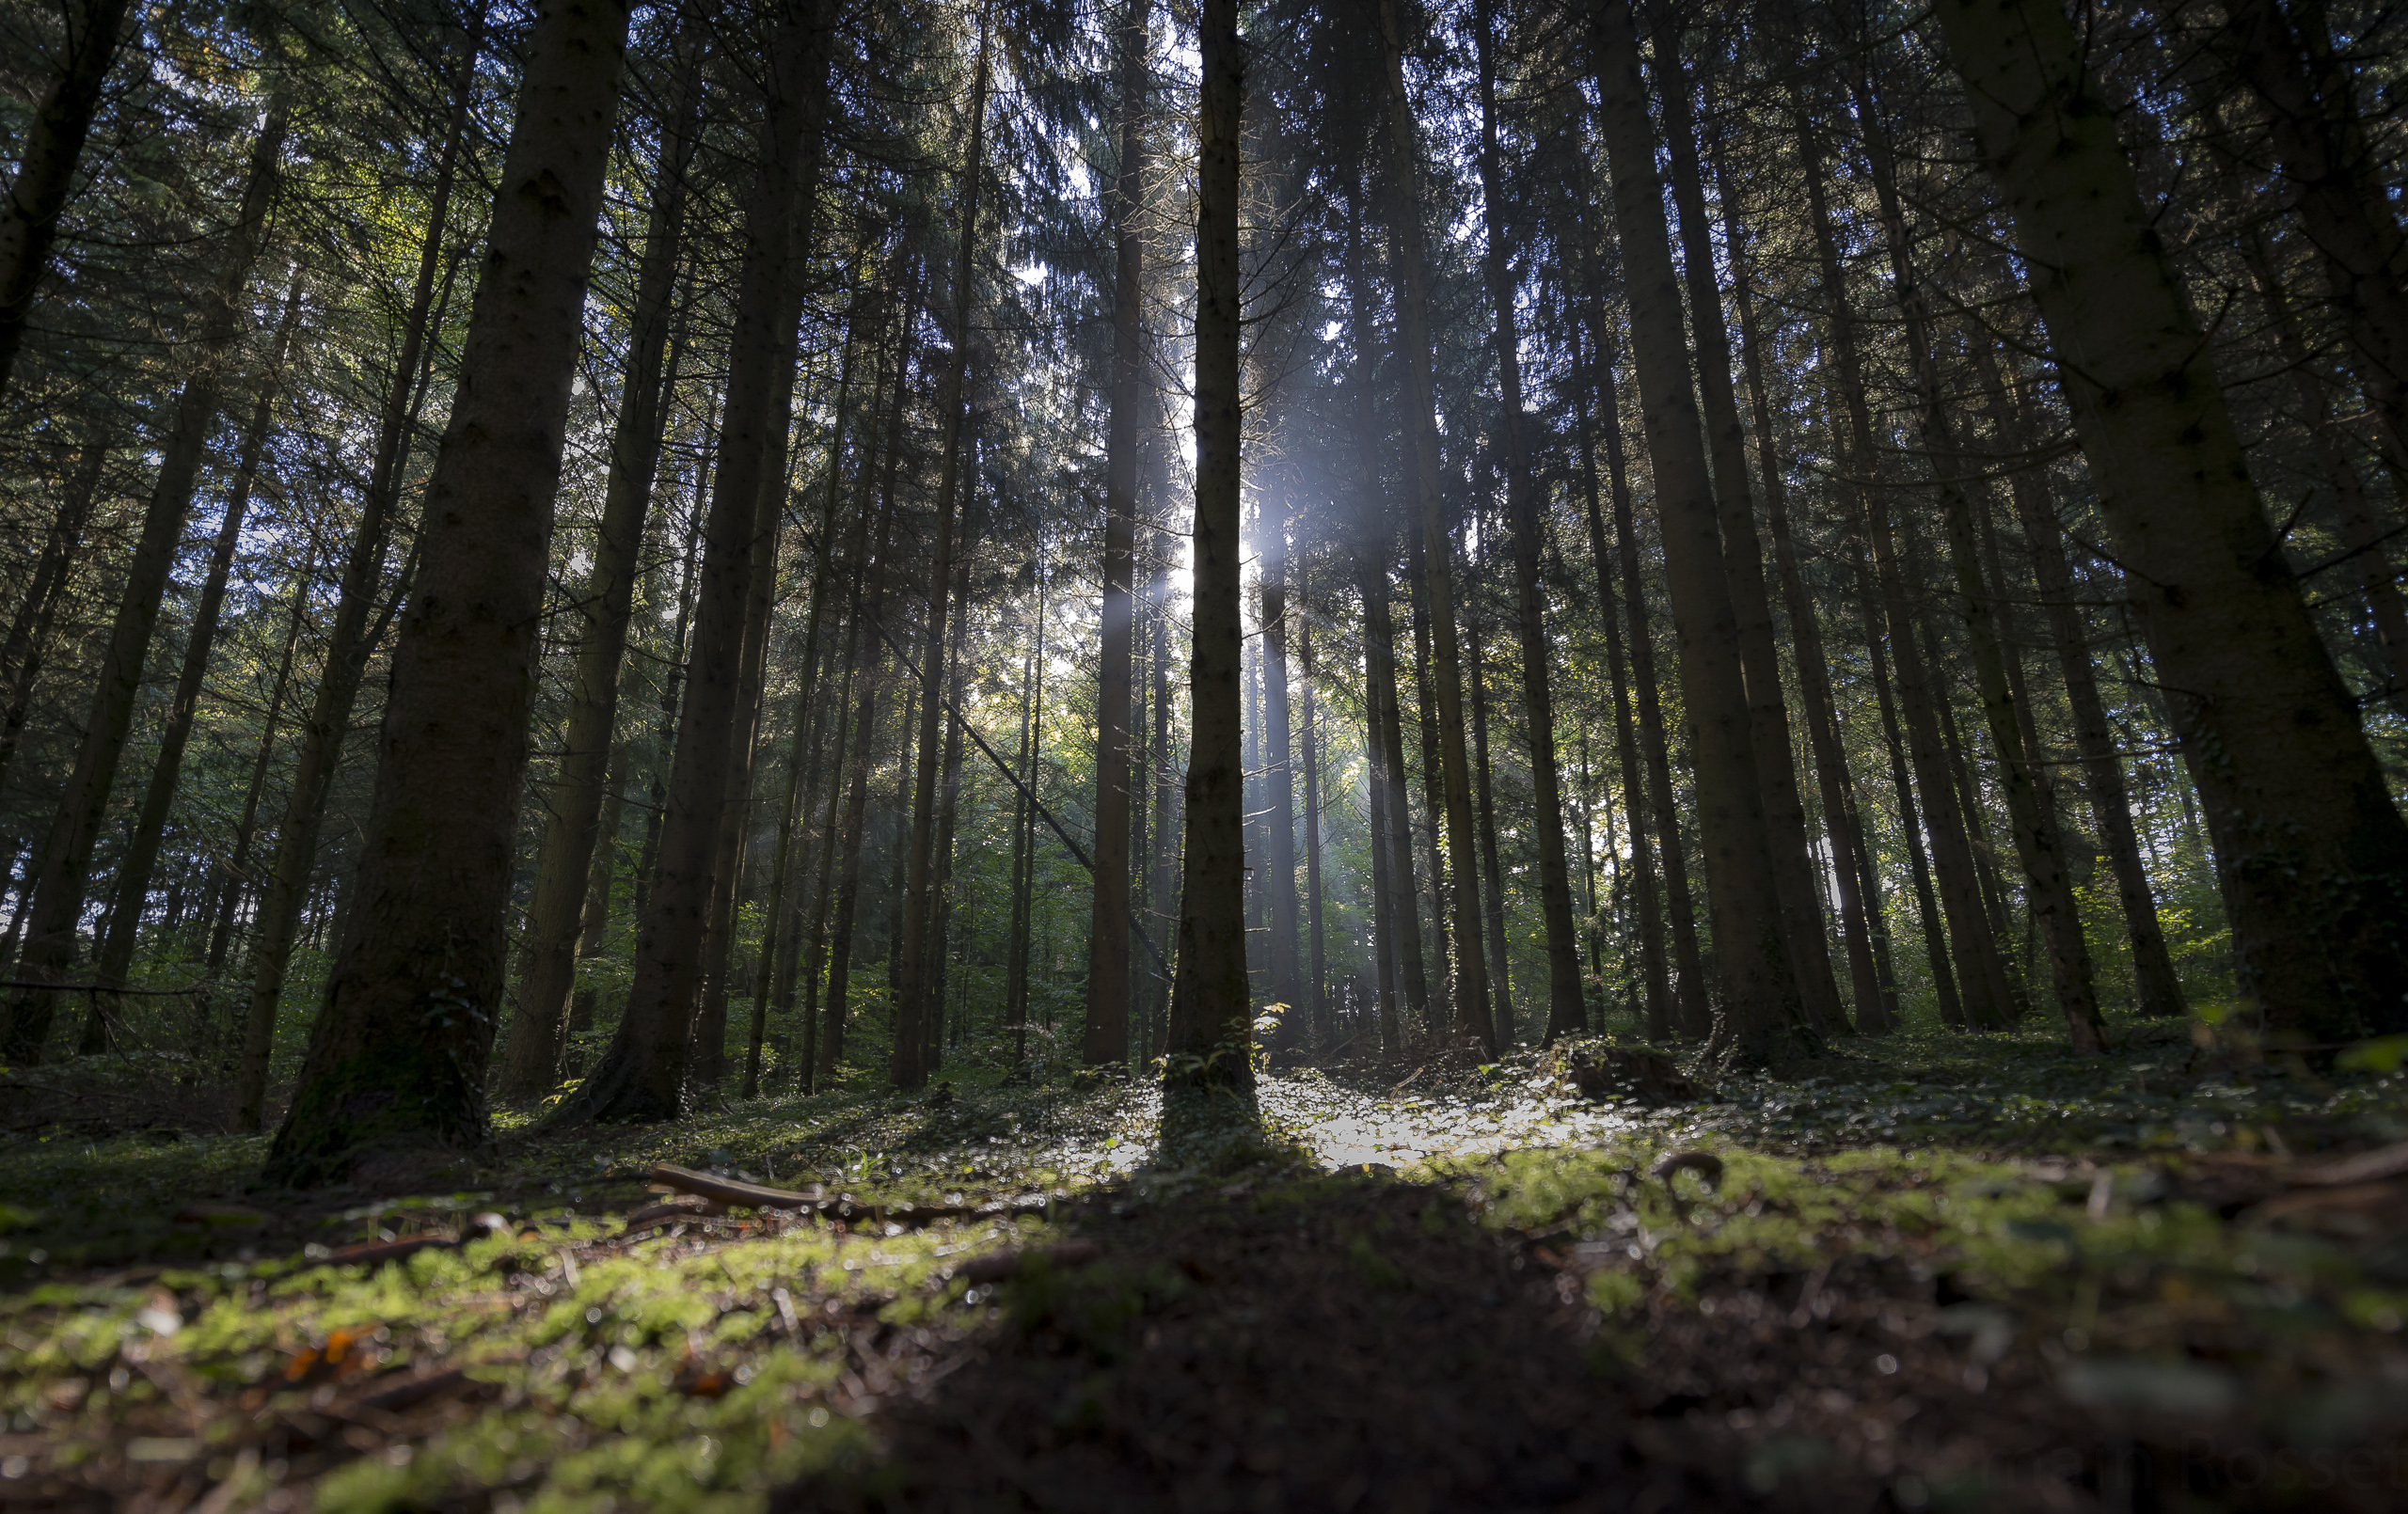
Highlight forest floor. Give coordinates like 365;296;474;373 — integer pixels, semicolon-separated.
3;1024;2406;1512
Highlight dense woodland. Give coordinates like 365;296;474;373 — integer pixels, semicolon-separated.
9;1;2408;1506
2;0;2406;1169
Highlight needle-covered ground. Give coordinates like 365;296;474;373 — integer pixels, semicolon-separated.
3;1026;2406;1512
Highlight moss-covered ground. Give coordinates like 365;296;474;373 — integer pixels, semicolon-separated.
3;1026;2404;1511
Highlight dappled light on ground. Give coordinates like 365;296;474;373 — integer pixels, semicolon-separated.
3;1032;2405;1509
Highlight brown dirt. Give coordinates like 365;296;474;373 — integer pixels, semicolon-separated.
779;1172;2405;1514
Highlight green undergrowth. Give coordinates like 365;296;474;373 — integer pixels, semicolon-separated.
1568;1021;2408;1156
2;1025;2404;1509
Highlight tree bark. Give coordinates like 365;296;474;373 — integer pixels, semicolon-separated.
1299;614;1328;1045
1846;516;1965;1028
1977;344;2189;1020
91;274;306;1007
1465;599;1514;1046
895;24;992;1090
580;744;629;959
0;440;103;805
1570;322;1671;1042
258;0;631;1184
1851;87;2104;1051
1647;8;1845;1037
693;422;789;1087
1376;0;1490;1052
236;42;473;1128
499;36;702;1098
1935;0;2408;1040
6;98;289;1066
1085;0;1151;1068
1404;536;1454;1036
1004;570;1044;1059
1716;157;1894;1033
1470;0;1583;1044
207;538;316;977
1343;221;1432;1039
1147;501;1180;1062
1260;536;1303;1025
1794;100;2011;1032
554;0;828;1124
1582;290;1707;1039
926;526;974;1073
752;296;873;1096
1591;0;1805;1065
634;431;713;930
1163;0;1255;1123
0;0;132;402
822;350;916;1080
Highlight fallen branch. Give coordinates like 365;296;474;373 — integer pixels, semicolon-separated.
649;1165;825;1210
648;1164;1050;1228
2289;1141;2408;1188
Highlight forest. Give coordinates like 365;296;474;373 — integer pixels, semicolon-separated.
2;0;2407;1506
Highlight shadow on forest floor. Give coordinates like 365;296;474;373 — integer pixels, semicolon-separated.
2;1029;2407;1510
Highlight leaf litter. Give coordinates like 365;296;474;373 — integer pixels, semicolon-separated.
0;1028;2402;1510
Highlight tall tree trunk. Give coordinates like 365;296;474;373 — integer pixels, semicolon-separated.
0;440;103;802
1978;344;2189;1020
1937;0;2408;1040
1004;572;1044;1060
895;24;991;1090
1586;297;1707;1039
555;0;828;1124
207;538;315;977
1849;521;1965;1028
1376;0;1490;1052
1570;324;1671;1042
926;529;973;1074
0;0;132;402
1299;614;1328;1045
881;668;920;1000
795;650;856;1090
1260;537;1303;1025
824;350;917;1080
1361;634;1401;1054
580;744;629;959
1164;0;1255;1122
1243;630;1264;966
1147;504;1179;1062
5;100;288;1065
499;38;702;1098
1344;244;1432;1040
1404;540;1453;1035
694;430;787;1086
1085;0;1151;1068
1469;0;1583;1043
793;276;908;1090
1647;8;1845;1037
235;43;473;1128
1465;600;1514;1046
91;274;306;1007
635;435;712;929
1712;138;1894;1034
1590;0;1804;1065
1794;101;2011;1032
258;0;631;1183
754;292;872;1096
1851;84;2103;1049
